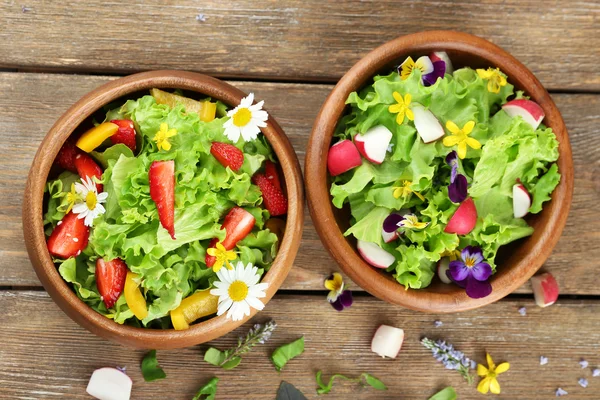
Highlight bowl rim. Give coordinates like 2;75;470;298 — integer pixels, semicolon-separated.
22;70;304;348
305;31;574;313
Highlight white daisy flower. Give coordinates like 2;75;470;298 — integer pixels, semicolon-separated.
210;261;269;321
223;93;268;143
72;176;108;227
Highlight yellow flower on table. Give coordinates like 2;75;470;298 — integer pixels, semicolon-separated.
153;123;177;151
476;68;507;94
442;120;481;159
477;353;510;394
392;180;425;201
388;92;414;125
206;242;237;273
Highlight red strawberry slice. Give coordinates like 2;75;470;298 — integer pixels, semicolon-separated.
95;258;128;309
204;238;220;269
210;142;244;171
54;140;80;173
110;119;137;151
252;173;288;216
205;207;256;268
149;160;175;239
264;160;282;190
74;153;104;192
47;212;90;259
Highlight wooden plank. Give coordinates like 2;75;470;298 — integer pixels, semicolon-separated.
0;72;598;295
1;1;599;90
1;291;599;399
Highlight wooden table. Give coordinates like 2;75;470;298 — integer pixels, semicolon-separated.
1;1;599;399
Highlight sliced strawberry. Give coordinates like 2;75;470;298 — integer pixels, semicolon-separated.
47;212;90;259
149;160;175;239
54;140;80;173
204;238;219;269
205;207;256;268
74;153;103;192
210;142;244;171
95;258;128;309
252;173;288;216
110;119;137;151
264;160;282;190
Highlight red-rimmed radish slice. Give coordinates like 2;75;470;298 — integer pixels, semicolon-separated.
437;258;452;284
86;367;132;400
502;99;545;130
354;125;393;164
357;239;395;268
371;325;405;359
327;139;362;176
429;51;454;74
412;104;445;143
444;198;478;235
531;272;559;308
513;183;532;218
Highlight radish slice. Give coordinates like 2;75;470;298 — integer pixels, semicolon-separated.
371;325;405;358
437;258;452;284
86;367;132;400
513;183;531;218
357;240;395;269
429;51;454;74
412;104;445;143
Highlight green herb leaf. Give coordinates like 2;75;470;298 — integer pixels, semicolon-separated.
428;387;457;400
203;348;226;366
221;356;242;370
315;371;387;395
271;336;305;371
141;350;166;382
362;373;387;391
276;381;308;400
192;377;219;400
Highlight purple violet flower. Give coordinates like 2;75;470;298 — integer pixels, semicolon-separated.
446;151;459;182
556;388;568;396
423;61;446;86
579;378;588;388
383;213;405;233
518;307;527;316
448;246;492;299
445;151;468;203
580;359;589;369
593;368;600;377
330;290;353;311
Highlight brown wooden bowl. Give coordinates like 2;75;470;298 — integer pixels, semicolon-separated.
22;70;304;348
305;31;573;313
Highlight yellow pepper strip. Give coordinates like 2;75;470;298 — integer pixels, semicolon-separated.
75;122;119;153
170;290;219;330
124;272;148;320
150;88;217;122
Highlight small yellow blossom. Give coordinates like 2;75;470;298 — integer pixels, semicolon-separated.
324;272;344;303
442;120;481;159
393;180;425;201
206;242;237;273
65;183;81;213
153;123;177;151
476;68;507;94
398;214;429;230
388;92;414;125
477;353;510;395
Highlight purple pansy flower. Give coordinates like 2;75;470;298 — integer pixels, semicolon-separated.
324;272;353;311
448;246;492;299
445;151;468;203
383;213;405;233
330;290;353;311
423;60;446;86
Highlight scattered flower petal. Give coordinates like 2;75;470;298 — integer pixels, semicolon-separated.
434;320;443;328
116;366;127;374
580;359;589;369
195;13;206;22
387;143;394;153
556;388;568;396
518;307;527;316
540;356;548;365
592;368;600;377
578;378;588;388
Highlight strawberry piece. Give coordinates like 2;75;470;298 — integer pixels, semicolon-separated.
149;160;175;239
110;119;137;151
95;258;128;309
252;173;288;216
210;142;244;171
74;153;104;192
47;212;90;259
54;141;80;173
204;238;219;269
264;160;282;190
205;207;256;268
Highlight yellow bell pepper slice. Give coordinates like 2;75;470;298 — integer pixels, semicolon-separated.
75;122;119;153
170;290;218;330
150;88;216;122
124;272;148;320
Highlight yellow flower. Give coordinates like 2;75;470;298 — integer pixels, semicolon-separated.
388;92;414;125
476;68;507;94
153;123;177;151
440;249;462;261
65;183;81;213
398;214;429;230
399;56;432;81
392;180;425;201
206;242;237;273
324;272;344;302
477;353;510;395
442;120;481;159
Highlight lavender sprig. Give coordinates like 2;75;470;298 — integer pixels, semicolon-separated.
421;337;475;384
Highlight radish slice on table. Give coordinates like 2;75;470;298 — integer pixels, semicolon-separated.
357;240;395;269
371;325;405;358
437;258;452;284
531;272;559;308
86;367;132;400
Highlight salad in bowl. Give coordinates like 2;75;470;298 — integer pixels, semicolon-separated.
44;87;290;330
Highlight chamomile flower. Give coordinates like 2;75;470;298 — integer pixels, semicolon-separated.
223;93;268;143
210;261;269;321
72;176;108;227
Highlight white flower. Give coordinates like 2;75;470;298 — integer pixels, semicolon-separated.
72;176;108;227
223;93;268;143
210;261;269;321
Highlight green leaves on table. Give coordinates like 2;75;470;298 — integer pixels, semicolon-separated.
192;377;219;400
204;347;242;370
315;370;387;395
428;387;457;400
276;381;308;400
141;350;166;382
271;336;305;371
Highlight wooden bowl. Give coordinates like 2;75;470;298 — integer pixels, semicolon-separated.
305;31;573;313
22;70;304;348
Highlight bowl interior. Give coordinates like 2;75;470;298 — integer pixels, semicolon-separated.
24;71;304;348
306;31;573;312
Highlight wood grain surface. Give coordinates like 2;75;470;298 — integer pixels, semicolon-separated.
1;291;599;399
0;73;598;294
1;1;599;90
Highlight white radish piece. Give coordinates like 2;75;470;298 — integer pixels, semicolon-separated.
86;367;132;400
354;125;393;164
357;239;395;269
429;51;454;74
437;258;452;284
502;99;545;130
412;104;445;143
327;139;362;176
513;183;532;218
381;229;399;243
531;272;559;308
371;325;405;358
